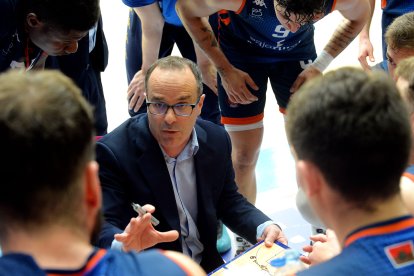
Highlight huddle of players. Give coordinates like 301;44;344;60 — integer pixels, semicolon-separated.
1;0;414;275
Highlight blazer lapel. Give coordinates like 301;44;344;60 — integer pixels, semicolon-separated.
133;117;181;233
193;125;216;240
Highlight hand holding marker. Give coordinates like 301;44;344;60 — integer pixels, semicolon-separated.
131;203;160;226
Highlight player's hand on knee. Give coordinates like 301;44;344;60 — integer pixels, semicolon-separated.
127;70;146;112
290;66;322;93
220;67;258;104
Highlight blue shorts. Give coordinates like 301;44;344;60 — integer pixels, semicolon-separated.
219;58;315;126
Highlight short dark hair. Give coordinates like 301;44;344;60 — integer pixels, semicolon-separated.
385;12;414;51
0;70;95;239
145;56;203;97
395;57;414;114
25;0;100;32
274;0;326;24
286;67;411;210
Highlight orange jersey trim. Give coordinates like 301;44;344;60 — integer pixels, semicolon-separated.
218;10;231;26
221;113;264;125
382;0;387;9
345;218;414;247
403;172;414;182
236;0;246;14
47;249;107;276
331;0;338;11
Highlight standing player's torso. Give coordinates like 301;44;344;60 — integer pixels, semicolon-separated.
217;0;334;62
159;0;182;26
382;0;414;15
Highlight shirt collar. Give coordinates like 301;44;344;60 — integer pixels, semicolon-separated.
344;215;414;247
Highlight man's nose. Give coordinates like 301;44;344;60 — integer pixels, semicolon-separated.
164;107;177;124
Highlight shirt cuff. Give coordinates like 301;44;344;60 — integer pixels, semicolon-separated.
256;220;278;239
111;239;124;251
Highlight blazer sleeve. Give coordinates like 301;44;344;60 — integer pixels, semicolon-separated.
95;141;137;248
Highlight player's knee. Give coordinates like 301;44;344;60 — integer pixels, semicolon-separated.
233;150;259;169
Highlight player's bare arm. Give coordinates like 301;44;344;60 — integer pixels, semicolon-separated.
194;44;218;95
358;0;376;70
176;0;259;104
127;3;164;112
325;0;370;58
290;0;370;92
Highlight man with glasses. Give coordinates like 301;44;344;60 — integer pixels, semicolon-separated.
95;56;287;273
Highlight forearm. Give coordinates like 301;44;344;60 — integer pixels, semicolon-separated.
133;4;164;72
324;0;370;57
324;18;365;58
176;1;233;76
359;0;375;42
194;43;211;67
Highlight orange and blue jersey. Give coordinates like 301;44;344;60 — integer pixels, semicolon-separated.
403;164;414;182
298;216;414;275
0;249;190;276
381;0;414;15
217;0;336;64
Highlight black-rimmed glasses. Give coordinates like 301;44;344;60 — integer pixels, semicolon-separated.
146;97;200;117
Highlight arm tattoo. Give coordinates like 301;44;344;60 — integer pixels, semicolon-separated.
326;20;357;55
200;27;218;47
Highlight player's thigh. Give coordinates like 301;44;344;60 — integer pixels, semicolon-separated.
125;10;143;84
268;60;312;111
218;64;268;125
159;23;177;58
172;25;197;62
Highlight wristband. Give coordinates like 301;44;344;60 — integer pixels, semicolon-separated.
312;50;334;72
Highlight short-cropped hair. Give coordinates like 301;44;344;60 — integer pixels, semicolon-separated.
385;11;414;51
145;56;203;97
25;0;100;32
286;67;411;210
0;70;95;237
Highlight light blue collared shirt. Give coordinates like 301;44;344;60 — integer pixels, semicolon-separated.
162;128;204;264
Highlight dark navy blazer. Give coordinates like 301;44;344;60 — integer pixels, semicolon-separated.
96;114;270;272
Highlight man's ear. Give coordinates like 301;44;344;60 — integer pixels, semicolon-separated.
26;13;42;29
296;160;323;198
196;94;205;115
85;161;102;210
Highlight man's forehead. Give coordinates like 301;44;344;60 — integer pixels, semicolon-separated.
49;28;88;41
150;67;196;84
147;68;197;99
388;47;414;60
